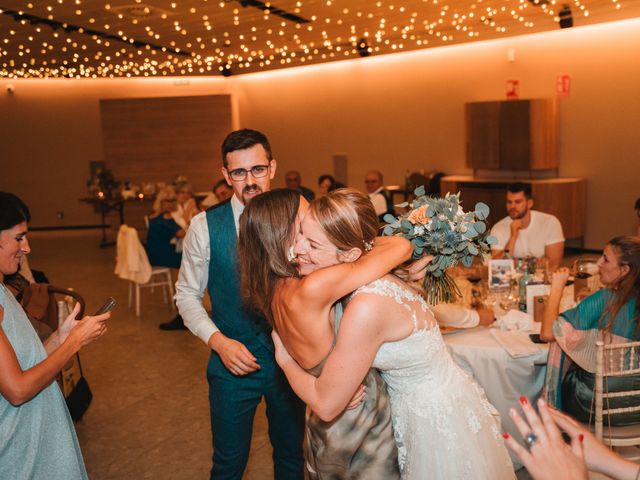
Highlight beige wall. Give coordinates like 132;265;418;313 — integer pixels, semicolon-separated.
1;18;639;248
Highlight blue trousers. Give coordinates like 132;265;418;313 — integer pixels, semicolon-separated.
207;345;305;480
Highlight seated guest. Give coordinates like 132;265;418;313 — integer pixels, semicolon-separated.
149;195;188;331
146;194;185;270
0;192;110;480
174;183;198;229
285;170;315;202
199;179;234;211
490;183;564;271
317;174;335;197
328;180;346;193
542;236;640;426
364;170;394;222
213;179;233;203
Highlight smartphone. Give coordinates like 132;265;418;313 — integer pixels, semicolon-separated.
529;333;548;344
94;297;117;315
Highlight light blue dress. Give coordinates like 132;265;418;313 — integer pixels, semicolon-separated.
0;284;88;479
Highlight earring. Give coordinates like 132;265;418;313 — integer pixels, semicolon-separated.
287;246;296;262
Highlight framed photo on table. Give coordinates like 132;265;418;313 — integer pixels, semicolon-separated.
488;259;515;289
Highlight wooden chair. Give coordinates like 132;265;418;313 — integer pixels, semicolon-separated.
594;340;640;451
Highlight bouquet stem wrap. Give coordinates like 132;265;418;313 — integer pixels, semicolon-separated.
423;270;462;305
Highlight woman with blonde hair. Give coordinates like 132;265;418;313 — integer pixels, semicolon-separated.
240;188;514;479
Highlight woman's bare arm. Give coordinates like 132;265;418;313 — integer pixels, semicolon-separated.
274;296;394;421
541;268;570;342
297;236;412;309
0;305;109;406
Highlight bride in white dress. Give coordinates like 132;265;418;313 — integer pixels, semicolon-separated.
274;189;515;480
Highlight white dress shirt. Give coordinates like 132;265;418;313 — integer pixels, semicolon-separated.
368;186;388;217
175;195;244;345
430;303;480;328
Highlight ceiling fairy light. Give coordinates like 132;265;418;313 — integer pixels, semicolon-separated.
0;0;637;79
0;8;191;56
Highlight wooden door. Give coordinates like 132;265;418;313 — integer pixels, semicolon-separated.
466;102;500;169
499;100;531;170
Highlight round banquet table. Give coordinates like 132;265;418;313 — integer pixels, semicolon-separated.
443;324;549;468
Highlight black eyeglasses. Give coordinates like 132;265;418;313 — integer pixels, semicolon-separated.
227;163;271;182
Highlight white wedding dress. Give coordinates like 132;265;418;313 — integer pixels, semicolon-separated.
349;278;515;480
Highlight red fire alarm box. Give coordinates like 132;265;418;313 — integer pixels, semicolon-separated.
506;80;519;99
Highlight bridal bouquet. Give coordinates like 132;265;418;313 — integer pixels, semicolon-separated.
383;187;497;304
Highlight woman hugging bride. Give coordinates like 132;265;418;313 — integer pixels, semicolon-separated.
238;187;514;480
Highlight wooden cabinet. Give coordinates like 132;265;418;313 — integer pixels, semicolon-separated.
440;176;586;240
466;99;558;171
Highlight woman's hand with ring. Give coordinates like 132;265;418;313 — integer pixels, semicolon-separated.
503;396;587;480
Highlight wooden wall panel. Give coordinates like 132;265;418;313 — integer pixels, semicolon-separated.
100;95;232;193
530;98;558;170
532;179;586;240
440;176;586;240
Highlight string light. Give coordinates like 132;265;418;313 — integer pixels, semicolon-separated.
0;0;634;78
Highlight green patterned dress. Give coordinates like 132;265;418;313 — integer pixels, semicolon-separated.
304;303;400;479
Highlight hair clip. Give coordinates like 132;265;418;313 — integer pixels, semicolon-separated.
287;246;296;262
363;240;374;252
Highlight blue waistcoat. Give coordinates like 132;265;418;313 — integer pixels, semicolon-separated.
206;201;273;352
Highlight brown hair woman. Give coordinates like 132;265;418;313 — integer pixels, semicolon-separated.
239;188;411;478
543;235;640;425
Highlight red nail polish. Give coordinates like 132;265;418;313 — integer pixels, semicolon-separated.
578;434;584;442
502;432;510;439
519;395;528;405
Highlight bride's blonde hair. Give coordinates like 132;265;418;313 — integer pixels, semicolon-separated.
309;188;378;254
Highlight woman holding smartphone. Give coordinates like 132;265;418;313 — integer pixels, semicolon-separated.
0;192;110;480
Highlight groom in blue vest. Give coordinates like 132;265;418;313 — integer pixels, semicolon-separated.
175;129;305;479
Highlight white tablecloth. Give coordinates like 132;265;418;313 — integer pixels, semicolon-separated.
443;324;548;468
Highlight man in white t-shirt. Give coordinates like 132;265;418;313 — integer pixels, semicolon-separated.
490;183;565;270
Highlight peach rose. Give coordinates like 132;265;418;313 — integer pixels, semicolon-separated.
408;205;429;225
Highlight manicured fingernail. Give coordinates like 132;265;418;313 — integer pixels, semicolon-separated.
578;434;584;442
519;395;528;405
502;432;510;439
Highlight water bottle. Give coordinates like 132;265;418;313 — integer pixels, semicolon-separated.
518;260;531;312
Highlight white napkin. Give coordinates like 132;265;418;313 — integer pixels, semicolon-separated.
495;309;533;331
490;329;540;358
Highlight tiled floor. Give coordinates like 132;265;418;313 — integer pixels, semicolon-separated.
28;230;274;480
